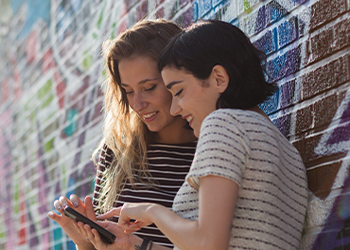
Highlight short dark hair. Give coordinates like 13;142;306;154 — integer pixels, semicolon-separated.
158;20;277;109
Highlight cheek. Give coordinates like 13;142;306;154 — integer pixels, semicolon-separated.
158;91;173;107
126;96;134;109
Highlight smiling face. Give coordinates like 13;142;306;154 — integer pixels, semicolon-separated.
119;56;186;140
161;65;228;138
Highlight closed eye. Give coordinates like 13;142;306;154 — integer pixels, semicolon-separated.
145;85;156;91
123;89;133;95
174;89;183;97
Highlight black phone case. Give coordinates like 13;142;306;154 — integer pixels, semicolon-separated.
63;206;116;244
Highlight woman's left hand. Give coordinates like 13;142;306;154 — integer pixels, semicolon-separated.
96;203;156;233
75;219;136;250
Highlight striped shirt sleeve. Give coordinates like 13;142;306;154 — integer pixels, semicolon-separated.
187;109;250;190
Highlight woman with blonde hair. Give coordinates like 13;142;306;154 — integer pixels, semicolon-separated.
48;19;197;250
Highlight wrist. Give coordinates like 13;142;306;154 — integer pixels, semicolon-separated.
75;240;95;250
130;235;143;250
145;203;159;224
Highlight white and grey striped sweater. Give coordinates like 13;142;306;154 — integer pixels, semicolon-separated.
173;109;308;250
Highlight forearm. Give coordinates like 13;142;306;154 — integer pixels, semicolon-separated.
146;205;206;250
118;203;227;250
145;177;238;250
101;177;237;250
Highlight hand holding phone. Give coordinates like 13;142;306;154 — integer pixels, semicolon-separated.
63;206;116;244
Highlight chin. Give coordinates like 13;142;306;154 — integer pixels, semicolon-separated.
194;130;200;138
147;123;164;132
147;127;160;133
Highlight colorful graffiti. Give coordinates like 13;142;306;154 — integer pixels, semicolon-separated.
0;0;349;249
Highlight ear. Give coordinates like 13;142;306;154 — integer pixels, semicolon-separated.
211;65;229;93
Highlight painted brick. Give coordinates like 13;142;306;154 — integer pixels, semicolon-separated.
245;10;259;36
192;2;199;20
335;218;350;247
43;120;59;138
303;55;349;100
310;0;347;30
339;89;348;105
196;0;212;18
314;94;338;129
179;0;188;6
246;0;259;10
307;161;342;199
334;55;350;86
266;0;288;25
253;29;278;55
310;0;332;30
279;79;296;109
301;72;313;100
255;5;266;33
203;8;217;20
293;138;305;162
313;62;334;94
296;105;313;134
238;18;246;34
220;1;238;23
331;0;347;19
212;0;223;8
170;1;181;17
268;45;301;81
297;7;311;37
260;89;279;115
333;18;350;52
155;7;164;18
124;0;139;10
175;6;192;27
309;28;333;63
309;193;350;247
327;120;350;146
304;133;323;163
278;0;295;12
236;0;245;16
274;113;291;137
278;17;298;49
295;0;309;4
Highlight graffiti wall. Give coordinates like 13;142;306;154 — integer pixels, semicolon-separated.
0;0;349;249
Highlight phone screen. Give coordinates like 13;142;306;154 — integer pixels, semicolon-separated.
63;206;116;244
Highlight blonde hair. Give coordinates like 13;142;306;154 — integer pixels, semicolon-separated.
92;19;182;212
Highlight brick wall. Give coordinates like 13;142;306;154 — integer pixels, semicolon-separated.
0;0;349;249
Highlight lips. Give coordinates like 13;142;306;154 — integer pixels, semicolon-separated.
182;114;194;126
141;111;158;121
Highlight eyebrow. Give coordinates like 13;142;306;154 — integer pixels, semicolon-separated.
166;80;183;89
121;77;159;87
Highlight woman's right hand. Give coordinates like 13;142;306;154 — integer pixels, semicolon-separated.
48;195;96;249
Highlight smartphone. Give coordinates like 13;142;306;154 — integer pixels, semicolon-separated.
63;206;116;244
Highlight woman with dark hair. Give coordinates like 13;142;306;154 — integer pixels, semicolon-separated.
81;20;308;250
48;19;197;250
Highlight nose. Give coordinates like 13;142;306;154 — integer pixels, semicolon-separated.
170;97;181;116
131;92;147;112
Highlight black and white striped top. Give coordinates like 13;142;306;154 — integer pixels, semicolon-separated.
173;109;308;250
93;141;196;247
